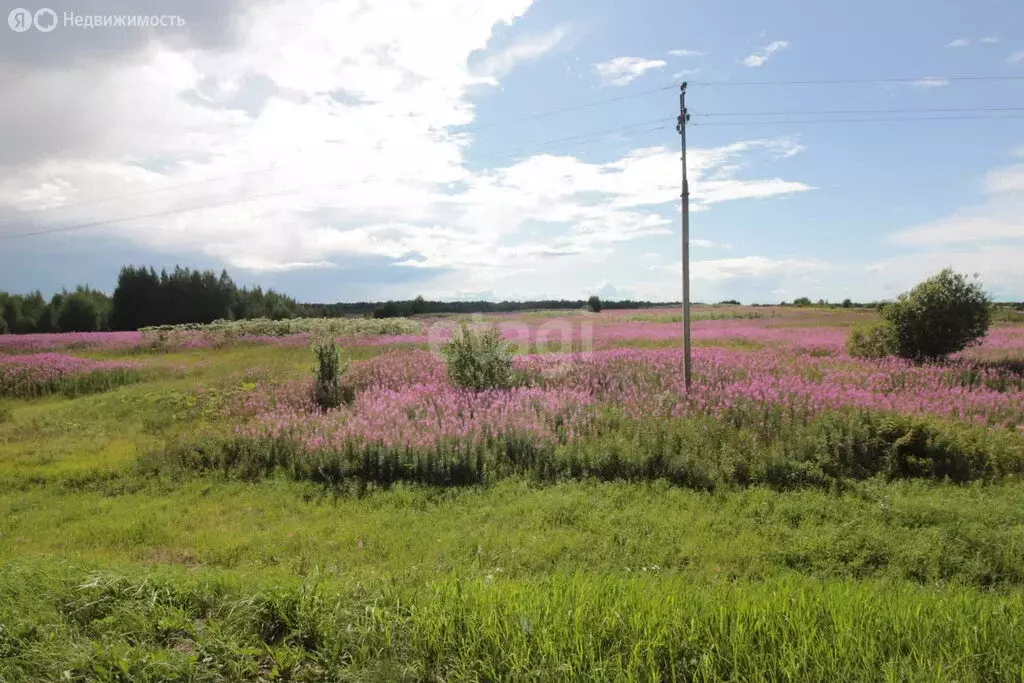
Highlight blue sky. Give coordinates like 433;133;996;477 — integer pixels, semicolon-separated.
0;0;1022;302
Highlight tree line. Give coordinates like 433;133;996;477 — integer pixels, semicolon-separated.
7;263;1018;334
1;266;304;334
108;266;302;330
0;287;113;335
0;265;666;334
318;296;662;319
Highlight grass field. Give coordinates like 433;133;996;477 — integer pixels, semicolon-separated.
1;308;1023;681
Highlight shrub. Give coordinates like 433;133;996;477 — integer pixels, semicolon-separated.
883;268;992;362
441;324;515;391
587;295;602;313
841;298;853;308
846;321;898;359
312;336;349;409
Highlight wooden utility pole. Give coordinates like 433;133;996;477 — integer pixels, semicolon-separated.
677;82;692;390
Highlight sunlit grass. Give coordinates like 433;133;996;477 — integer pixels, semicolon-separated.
2;478;1024;588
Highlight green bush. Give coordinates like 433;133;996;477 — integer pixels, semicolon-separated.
441;324;515;391
587;295;602;313
883;268;992;361
311;337;350;409
846;321;898;359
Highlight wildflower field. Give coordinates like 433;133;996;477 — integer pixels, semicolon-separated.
1;306;1023;681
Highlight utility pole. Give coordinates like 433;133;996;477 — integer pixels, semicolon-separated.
677;82;692;390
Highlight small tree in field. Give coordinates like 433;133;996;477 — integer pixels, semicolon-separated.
442;324;515;391
312;336;349;409
882;268;991;362
587;295;602;313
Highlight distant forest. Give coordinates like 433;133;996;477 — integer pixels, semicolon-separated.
2;265;1020;334
0;265;665;334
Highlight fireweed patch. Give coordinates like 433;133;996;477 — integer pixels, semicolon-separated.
0;353;143;398
150;338;1024;488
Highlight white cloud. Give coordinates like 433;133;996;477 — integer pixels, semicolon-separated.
0;134;810;280
911;77;950;88
672;69;701;80
594;57;667;86
883;158;1024;297
231;257;336;271
982;36;1001;44
0;0;812;302
888;161;1024;247
986;164;1024;194
866;248;1024;297
693;256;822;280
691;239;731;249
742;40;789;68
652;256;824;281
1010;51;1024;63
473;26;569;80
889;207;1024;246
668;49;704;57
945;38;970;47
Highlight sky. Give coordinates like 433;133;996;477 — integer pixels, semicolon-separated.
0;0;1022;303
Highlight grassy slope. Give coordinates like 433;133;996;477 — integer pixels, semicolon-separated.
1;333;1023;680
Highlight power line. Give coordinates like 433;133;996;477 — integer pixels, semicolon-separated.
478;117;671;157
0;105;672;227
453;84;677;132
690;113;1024;127
0;163;292;224
690;75;1024;87
0;119;673;242
5;71;1022;238
5;110;1018;239
7;72;1020;222
692;106;1024;117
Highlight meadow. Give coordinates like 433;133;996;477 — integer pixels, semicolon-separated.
1;306;1023;681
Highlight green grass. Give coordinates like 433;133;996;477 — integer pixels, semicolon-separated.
2;557;1023;681
2;478;1024;587
3;478;1024;680
2;329;1024;680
